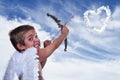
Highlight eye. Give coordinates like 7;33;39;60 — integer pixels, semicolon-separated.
35;34;38;38
28;36;33;41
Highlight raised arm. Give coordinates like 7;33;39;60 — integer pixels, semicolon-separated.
37;23;69;61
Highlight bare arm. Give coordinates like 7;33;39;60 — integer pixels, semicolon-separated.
41;40;51;68
41;59;47;68
37;23;69;62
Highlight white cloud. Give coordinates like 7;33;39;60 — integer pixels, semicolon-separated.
42;5;120;80
67;5;120;59
43;58;120;80
1;2;120;80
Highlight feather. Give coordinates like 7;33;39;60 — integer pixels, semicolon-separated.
22;47;40;80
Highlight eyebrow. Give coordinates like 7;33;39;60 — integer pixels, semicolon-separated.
27;33;37;38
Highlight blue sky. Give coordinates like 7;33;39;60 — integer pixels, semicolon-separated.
0;0;120;80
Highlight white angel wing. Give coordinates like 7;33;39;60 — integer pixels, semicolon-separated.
22;47;40;80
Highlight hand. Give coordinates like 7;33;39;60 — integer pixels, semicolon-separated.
43;40;51;48
61;23;69;35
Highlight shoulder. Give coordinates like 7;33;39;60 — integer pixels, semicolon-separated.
24;47;37;55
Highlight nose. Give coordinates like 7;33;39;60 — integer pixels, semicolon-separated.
34;36;40;42
34;35;40;46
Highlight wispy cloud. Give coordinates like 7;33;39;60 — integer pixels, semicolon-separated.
15;0;120;61
0;0;120;80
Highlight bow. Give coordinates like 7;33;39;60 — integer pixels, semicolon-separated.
47;13;67;51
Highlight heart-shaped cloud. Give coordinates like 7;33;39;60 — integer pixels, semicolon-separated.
84;6;111;33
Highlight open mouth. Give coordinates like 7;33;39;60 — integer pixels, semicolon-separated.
34;43;40;48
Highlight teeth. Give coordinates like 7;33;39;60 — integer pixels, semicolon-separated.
34;44;39;48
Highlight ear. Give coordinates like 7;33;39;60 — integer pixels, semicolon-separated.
17;43;26;51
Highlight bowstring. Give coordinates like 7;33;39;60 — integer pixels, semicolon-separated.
50;15;74;41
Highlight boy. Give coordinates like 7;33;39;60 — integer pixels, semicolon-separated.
3;23;69;80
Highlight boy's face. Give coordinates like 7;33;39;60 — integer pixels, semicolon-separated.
23;29;40;49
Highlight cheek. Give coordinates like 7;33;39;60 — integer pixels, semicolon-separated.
24;41;34;48
27;43;34;47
